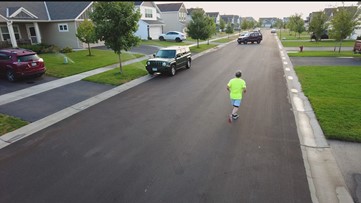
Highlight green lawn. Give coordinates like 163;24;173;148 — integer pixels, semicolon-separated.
83;60;148;86
189;44;218;53
213;38;234;43
288;51;361;57
295;66;361;142
278;30;311;40
40;49;144;78
0;114;28;136
282;40;355;47
140;40;192;47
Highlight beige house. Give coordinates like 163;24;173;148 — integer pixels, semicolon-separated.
0;1;98;49
156;3;187;34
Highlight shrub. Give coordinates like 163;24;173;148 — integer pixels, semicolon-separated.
60;47;73;53
19;43;60;54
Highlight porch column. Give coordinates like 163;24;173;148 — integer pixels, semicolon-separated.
33;22;42;44
6;21;18;48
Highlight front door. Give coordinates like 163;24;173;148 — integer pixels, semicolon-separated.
26;25;37;44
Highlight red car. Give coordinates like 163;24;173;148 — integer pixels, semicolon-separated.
0;48;46;82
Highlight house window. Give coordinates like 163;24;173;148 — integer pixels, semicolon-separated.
145;8;153;18
179;12;186;22
58;24;69;32
0;25;21;41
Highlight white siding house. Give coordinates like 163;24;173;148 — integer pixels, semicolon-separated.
134;1;164;40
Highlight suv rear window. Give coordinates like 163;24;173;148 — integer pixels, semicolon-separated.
18;54;40;62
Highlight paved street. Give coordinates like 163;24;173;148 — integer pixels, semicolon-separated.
0;32;312;202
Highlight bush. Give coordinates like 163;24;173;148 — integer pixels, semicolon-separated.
60;47;73;53
357;36;361;40
19;43;60;54
148;36;152;40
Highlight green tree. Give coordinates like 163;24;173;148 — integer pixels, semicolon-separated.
76;19;98;56
241;19;248;30
329;6;360;52
220;18;226;32
308;12;328;42
289;14;305;38
90;2;141;74
225;22;234;38
206;16;217;45
186;9;212;48
274;19;284;39
248;20;255;29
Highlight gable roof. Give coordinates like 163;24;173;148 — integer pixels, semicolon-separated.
206;12;219;18
156;3;183;12
46;2;92;20
187;8;204;15
0;1;92;21
134;1;143;6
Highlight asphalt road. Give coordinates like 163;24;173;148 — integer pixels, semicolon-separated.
0;32;312;202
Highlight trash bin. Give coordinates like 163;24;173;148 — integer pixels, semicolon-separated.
299;45;304;52
64;56;68;64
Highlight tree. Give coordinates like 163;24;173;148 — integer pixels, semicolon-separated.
90;2;141;74
289;14;305;38
329;6;360;52
225;22;234;38
248;20;255;30
308;12;328;42
186;9;212;48
220;18;226;32
274;19;284;39
76;19;98;56
241;19;248;30
206;16;217;45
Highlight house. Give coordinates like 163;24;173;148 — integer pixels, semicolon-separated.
0;1;95;49
133;1;165;40
351;3;361;39
259;17;278;28
156;3;187;34
186;8;205;25
187;8;204;22
206;12;220;31
221;15;235;25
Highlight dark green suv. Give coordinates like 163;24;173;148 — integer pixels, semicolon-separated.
146;46;192;76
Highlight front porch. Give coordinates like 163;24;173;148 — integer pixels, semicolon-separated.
0;21;42;48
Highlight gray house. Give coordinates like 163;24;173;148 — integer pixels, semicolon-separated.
156;3;187;34
0;1;95;49
206;12;220;31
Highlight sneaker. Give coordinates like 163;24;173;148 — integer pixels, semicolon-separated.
228;114;233;123
232;114;239;120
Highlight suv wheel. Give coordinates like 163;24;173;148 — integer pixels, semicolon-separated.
6;70;16;82
175;38;181;42
257;40;261;44
159;36;165;41
243;40;247;44
169;65;176;76
186;59;191;69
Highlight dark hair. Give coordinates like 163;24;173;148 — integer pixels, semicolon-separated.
235;71;242;78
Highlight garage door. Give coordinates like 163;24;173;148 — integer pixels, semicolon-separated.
149;26;162;40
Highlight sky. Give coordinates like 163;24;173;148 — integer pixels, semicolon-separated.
155;1;359;20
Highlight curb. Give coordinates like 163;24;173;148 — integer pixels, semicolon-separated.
275;35;354;203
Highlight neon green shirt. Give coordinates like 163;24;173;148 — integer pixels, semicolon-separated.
227;78;246;99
